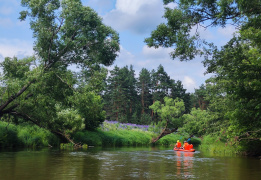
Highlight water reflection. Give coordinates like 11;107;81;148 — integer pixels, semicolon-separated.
175;151;194;179
0;147;261;180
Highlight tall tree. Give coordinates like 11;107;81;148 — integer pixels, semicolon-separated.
151;65;171;103
137;68;152;115
151;65;171;119
0;0;120;143
145;0;261;154
170;80;191;113
104;66;138;122
149;97;185;143
145;0;261;61
191;84;209;110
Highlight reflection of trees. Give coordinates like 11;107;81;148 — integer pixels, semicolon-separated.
0;150;102;180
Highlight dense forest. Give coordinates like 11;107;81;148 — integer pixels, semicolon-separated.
103;64;191;124
0;0;261;155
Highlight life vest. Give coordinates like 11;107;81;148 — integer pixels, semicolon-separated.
190;144;193;149
177;142;182;148
184;142;189;150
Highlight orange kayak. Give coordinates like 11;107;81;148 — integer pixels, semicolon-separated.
174;148;195;152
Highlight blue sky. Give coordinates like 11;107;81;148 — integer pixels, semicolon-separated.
0;0;237;92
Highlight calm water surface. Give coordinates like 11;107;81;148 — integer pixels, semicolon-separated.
0;147;260;180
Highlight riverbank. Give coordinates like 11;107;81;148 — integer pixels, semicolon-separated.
0;121;249;156
0;121;201;148
0;121;60;148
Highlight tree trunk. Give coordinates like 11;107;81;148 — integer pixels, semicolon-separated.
141;82;144;114
0;79;36;115
151;127;178;143
151;122;178;143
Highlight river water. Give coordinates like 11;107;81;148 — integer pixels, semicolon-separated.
0;147;260;180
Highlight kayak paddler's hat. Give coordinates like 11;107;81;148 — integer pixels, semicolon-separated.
177;140;179;142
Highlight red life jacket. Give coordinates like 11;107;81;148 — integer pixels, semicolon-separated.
184;142;189;150
177;142;182;148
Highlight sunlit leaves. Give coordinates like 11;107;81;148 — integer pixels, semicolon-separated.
149;97;185;128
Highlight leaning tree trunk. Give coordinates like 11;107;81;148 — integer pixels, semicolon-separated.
51;130;81;148
151;122;178;143
10;111;81;147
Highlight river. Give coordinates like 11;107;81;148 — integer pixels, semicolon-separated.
0;147;260;180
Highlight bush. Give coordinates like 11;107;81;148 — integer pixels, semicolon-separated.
199;135;237;155
0;121;60;148
0;122;19;148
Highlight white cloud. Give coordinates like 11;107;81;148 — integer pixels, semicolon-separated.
115;0;158;15
165;2;178;9
0;39;33;59
142;46;173;60
103;0;165;34
217;25;238;38
183;76;197;92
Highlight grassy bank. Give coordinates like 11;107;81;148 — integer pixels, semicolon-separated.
2;120;241;155
0;121;60;148
198;135;239;155
72;129;201;147
1;120;202;149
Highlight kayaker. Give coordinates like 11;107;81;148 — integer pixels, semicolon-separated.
175;140;182;149
183;141;189;150
190;144;193;149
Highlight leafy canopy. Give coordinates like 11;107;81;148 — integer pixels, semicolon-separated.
150;97;185;128
0;0;120;142
145;0;261;61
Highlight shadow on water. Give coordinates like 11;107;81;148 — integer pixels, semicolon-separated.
0;147;261;180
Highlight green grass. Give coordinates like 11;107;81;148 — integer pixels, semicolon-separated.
72;129;202;148
72;129;154;147
198;135;238;155
0;121;60;148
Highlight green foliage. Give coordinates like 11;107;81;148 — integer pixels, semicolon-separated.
0;121;60;148
20;0;120;67
72;129;153;147
138;68;152;115
146;0;261;61
144;0;261;155
150;97;185;128
0;0;120;144
139;113;151;125
103;64;190;125
181;108;217;137
104;65;139;122
199;135;238;155
0;122;19;148
17;124;60;147
71;91;105;130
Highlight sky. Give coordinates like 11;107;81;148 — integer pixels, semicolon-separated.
0;0;237;92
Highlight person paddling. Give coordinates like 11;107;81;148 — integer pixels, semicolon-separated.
174;140;182;149
183;141;189;150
